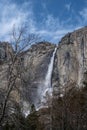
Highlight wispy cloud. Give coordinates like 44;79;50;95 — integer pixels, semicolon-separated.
78;0;87;25
0;0;86;43
32;14;74;43
0;0;32;41
65;3;71;11
79;8;87;23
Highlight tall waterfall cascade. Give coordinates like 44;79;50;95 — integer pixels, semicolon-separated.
22;47;57;116
39;47;57;108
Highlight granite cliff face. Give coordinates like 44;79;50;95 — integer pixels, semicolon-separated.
23;27;87;106
0;42;13;90
21;42;56;112
0;27;87;114
57;27;87;87
53;27;87;96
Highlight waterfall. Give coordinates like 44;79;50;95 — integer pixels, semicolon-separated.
23;47;57;116
45;47;57;88
41;47;57;106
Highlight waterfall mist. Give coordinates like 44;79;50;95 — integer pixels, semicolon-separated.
37;47;57;109
22;47;57;116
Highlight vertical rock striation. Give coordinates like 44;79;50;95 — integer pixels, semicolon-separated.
52;26;87;97
0;27;87;117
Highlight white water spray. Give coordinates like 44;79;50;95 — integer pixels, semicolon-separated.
41;47;57;105
22;47;57;116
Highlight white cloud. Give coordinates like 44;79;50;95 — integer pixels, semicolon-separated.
42;2;47;10
31;14;74;43
0;0;74;43
0;1;32;41
79;8;87;23
0;0;83;43
65;3;71;11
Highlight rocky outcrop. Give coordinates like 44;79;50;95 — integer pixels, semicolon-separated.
52;27;87;97
0;42;13;63
0;42;13;89
57;27;87;87
21;42;56;111
21;26;87;116
0;27;87;119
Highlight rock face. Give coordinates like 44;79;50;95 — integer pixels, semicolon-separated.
0;27;87;116
52;27;87;96
0;42;13;62
21;42;56;111
0;42;13;89
21;27;87;116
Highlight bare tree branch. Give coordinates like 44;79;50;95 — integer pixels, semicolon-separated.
0;25;39;125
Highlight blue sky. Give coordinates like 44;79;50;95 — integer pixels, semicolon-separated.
0;0;87;43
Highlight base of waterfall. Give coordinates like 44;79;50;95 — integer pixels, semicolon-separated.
36;47;57;108
22;47;57;117
22;88;53;117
